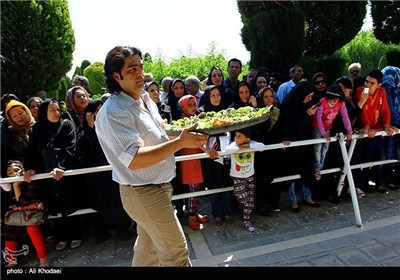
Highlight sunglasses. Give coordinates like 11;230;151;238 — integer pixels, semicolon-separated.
350;70;360;74
314;80;326;86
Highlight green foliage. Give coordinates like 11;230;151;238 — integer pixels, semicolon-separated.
1;0;75;102
301;55;347;85
80;60;91;73
299;1;366;58
371;0;400;44
378;56;387;70
83;62;106;98
336;30;393;75
241;8;305;75
144;53;152;63
57;75;72;102
143;43;230;83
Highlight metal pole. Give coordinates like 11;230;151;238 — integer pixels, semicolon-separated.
337;133;363;227
336;136;358;196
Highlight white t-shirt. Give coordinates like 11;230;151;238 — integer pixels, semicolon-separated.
223;140;266;178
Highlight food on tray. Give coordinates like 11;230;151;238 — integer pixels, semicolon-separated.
163;106;271;135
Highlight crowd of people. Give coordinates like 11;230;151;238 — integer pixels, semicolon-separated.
1;46;399;267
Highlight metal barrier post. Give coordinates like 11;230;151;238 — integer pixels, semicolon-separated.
336;136;358;196
337;133;363;227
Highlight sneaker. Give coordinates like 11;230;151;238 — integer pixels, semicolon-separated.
70;240;82;249
55;241;68;251
356;188;365;198
271;202;281;212
347;187;365;198
244;223;255;232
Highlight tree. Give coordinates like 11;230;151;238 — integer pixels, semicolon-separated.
144;42;230;83
237;1;366;74
1;0;75;101
336;30;390;74
371;0;400;45
83;62;106;99
240;8;305;75
299;1;366;58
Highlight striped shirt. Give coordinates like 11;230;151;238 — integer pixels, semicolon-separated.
95;90;175;186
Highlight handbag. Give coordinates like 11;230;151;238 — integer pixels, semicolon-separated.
3;201;48;226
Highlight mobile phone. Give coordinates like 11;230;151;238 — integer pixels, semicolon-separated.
315;101;322;107
363;87;369;95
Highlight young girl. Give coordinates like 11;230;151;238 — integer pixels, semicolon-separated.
2;160;49;267
312;85;352;181
178;95;217;230
223;128;266;232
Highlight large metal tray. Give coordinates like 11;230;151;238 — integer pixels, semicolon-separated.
165;111;270;136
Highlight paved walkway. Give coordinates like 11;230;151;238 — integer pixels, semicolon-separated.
2;186;399;277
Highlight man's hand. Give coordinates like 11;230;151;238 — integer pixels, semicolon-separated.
179;123;209;148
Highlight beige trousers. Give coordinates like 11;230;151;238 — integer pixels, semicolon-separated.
120;183;192;267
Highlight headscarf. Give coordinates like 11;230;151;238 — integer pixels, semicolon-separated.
5;100;35;131
66;86;90;113
382;66;400;126
1;94;19;112
280;81;315;141
144;81;159;92
281;81;315;108
86;99;103;114
202;85;224;113
166;78;188;121
231;81;253;109
178;95;196;118
37;98;62;137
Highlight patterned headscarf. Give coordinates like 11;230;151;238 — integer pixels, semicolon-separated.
65;86;90;113
382;66;400;126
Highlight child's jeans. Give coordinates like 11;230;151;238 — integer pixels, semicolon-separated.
313;128;330;171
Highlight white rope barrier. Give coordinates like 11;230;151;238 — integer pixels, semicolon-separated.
1;130;399;225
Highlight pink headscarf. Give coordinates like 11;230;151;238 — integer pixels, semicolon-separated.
178;95;196;118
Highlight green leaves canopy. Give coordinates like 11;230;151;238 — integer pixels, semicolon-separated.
1;0;75;101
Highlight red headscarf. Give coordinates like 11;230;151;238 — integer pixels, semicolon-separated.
178;95;196;118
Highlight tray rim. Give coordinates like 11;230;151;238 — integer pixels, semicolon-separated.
165;111;270;136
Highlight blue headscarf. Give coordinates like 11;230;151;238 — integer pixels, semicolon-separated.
382;66;400;127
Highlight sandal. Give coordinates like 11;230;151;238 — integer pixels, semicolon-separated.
188;215;201;230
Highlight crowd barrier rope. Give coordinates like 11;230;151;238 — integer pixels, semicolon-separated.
1;130;398;228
